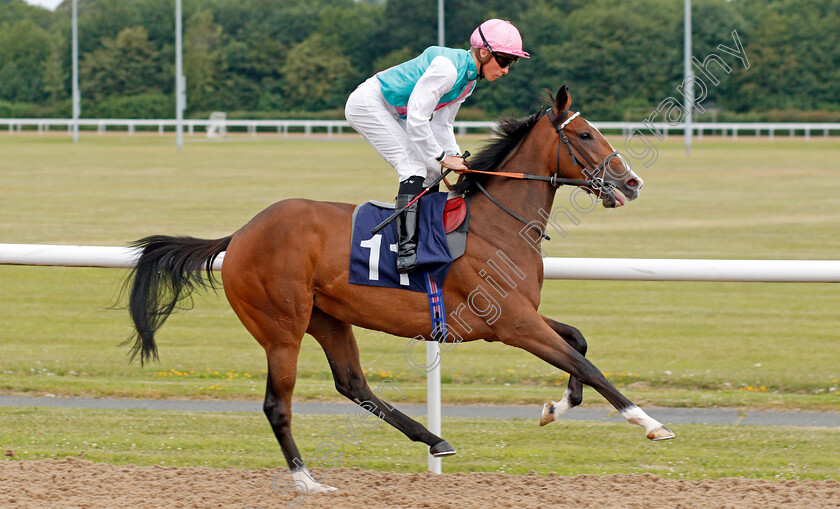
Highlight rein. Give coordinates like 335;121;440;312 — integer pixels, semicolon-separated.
474;180;551;240
456;108;620;241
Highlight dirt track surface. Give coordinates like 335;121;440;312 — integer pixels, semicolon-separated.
1;458;838;509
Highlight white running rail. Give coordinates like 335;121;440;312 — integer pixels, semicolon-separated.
3;244;840;282
2;118;839;139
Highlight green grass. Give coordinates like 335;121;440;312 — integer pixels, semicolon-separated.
1;134;839;410
0;406;837;480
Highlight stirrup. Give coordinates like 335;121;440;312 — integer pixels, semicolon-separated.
396;253;416;273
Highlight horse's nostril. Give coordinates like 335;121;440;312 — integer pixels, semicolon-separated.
627;179;640;188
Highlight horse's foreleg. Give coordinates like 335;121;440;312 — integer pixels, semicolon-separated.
308;307;455;457
502;317;674;441
539;315;586;426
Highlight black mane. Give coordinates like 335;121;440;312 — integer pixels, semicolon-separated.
455;110;544;193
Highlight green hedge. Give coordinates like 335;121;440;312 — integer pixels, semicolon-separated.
0;100;69;118
87;93;174;119
0;94;173;119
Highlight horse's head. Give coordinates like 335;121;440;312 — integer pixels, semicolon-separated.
548;85;643;208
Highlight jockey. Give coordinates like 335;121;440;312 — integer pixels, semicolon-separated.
345;19;529;274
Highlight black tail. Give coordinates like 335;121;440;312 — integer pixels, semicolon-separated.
122;235;231;365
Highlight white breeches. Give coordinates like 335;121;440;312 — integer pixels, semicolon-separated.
345;77;441;186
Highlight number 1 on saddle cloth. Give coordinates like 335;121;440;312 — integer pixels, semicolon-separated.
349;192;453;342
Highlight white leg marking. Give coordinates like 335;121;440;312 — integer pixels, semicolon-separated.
540;389;575;426
621;405;663;434
292;468;338;494
553;389;573;418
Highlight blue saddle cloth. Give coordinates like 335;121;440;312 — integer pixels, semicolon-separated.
349;192;452;293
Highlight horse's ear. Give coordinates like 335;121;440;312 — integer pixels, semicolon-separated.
555;85;572;111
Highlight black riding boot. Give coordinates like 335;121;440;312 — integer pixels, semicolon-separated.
395;176;424;274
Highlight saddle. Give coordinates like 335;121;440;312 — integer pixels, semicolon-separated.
442;193;470;260
348;192;471;293
443;195;468;233
348;192;470;342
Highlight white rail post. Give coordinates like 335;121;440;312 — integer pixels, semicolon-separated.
427;0;446;476
427;341;441;474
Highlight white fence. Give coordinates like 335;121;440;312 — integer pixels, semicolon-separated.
3;243;839;474
4;244;840;282
0;118;355;137
2;118;840;139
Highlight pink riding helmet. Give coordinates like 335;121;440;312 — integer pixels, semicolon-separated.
470;19;530;58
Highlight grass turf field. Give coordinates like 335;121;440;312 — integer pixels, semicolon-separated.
1;406;838;480
1;133;839;413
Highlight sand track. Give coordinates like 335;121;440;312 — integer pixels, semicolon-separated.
1;458;837;508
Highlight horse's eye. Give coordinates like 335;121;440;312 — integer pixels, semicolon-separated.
580;132;593;140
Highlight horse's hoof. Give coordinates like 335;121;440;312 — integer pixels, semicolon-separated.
647;425;675;441
540;401;556;426
307;483;338;494
430;440;456;457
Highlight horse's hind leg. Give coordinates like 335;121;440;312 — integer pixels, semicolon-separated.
539;315;587;426
225;285;337;493
307;306;455;457
263;341;337;494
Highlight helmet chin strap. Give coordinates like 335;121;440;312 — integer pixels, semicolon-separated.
475;48;491;80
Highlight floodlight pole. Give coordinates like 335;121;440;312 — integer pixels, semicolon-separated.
71;0;79;143
175;0;185;152
437;0;444;47
425;0;445;477
684;0;693;156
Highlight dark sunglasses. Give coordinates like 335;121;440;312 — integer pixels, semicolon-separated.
478;26;518;68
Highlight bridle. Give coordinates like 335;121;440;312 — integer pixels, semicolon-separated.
545;108;624;194
456;108;625;240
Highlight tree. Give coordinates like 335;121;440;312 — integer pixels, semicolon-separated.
184;8;223;112
316;2;382;80
380;0;437;56
373;47;416;75
0;19;53;103
280;34;354;111
728;0;840;112
42;32;67;105
75;0;137;55
534;0;682;119
80;26;162;102
1;0;839;118
0;0;53;29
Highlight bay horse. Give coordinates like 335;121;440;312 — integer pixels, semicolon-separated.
124;86;673;493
